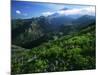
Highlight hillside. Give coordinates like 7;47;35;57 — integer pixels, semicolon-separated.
12;15;95;49
11;23;96;74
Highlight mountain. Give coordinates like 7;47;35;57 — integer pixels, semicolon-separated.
12;23;96;74
12;17;48;48
11;12;96;74
73;15;95;25
12;14;95;49
47;15;75;29
47;14;95;31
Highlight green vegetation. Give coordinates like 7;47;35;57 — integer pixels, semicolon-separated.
11;23;96;74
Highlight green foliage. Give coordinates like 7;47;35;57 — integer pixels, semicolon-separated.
11;23;96;74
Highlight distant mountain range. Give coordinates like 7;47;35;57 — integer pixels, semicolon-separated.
46;13;95;30
12;14;95;48
73;15;95;25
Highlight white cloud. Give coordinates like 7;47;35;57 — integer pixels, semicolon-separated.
16;10;21;14
57;8;81;15
42;12;54;16
16;10;28;16
82;7;95;16
42;6;95;16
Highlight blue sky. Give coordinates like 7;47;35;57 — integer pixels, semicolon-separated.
11;1;95;19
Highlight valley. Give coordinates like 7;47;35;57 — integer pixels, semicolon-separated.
11;15;96;74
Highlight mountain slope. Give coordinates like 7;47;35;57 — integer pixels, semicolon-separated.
12;17;49;48
73;15;95;26
12;15;95;49
11;23;96;74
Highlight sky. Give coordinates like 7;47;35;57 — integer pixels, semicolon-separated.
11;1;95;19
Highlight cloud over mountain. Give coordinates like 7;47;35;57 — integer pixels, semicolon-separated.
42;6;95;17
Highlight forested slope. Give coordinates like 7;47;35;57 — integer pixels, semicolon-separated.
11;23;96;74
